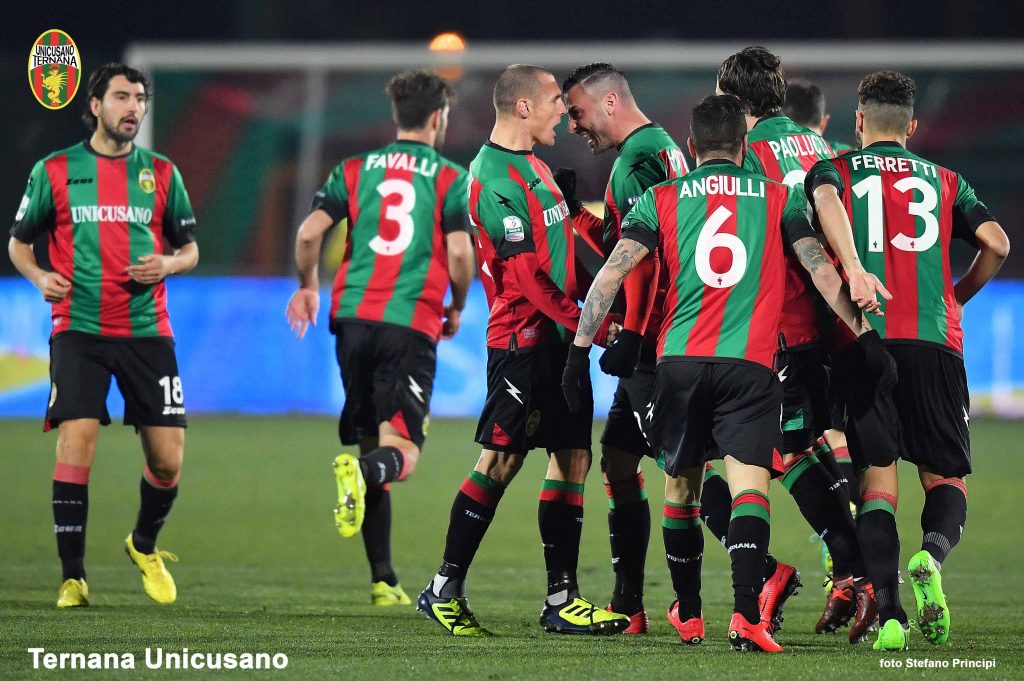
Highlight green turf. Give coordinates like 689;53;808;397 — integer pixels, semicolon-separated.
1;416;1022;679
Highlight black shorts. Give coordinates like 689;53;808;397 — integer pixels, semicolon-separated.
648;358;784;477
46;331;187;431
889;343;971;477
778;345;831;453
600;349;656;457
334;320;436;448
475;344;592;454
831;343;901;472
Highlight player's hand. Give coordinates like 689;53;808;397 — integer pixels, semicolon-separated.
126;255;173;285
857;329;897;392
599;329;643;378
441;305;462;339
553;167;582;216
849;270;892;317
286;287;319;340
34;271;71;303
561;343;593;414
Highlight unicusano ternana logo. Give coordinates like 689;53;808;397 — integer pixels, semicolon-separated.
29;29;81;110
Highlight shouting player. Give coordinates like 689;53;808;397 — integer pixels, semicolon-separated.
561;62;688;635
418;64;628;637
286;70;474;606
717;47;882;640
565;94;879;653
9;63;199;608
806;71;1009;651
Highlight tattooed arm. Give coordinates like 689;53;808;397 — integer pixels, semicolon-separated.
575;238;650;346
792;236;869;337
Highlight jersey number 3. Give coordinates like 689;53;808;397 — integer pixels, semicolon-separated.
370;179;416;256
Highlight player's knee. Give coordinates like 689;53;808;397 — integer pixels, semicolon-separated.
146;461;181;483
601;446;641;482
56;421;99;465
476;450;524;485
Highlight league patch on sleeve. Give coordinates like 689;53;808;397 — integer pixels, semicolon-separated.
503;215;525;242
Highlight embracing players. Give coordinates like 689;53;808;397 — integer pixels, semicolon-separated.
9;63;199;608
565;94;880;652
418;64;628;637
560;62;688;635
806;70;1009;651
286;70;474;606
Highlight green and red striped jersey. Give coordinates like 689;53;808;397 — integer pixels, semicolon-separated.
620;159;816;371
744;115;834;349
806;141;996;355
11;141;196;338
469;142;577;348
603;125;687;347
312;140;469;341
603;124;688;254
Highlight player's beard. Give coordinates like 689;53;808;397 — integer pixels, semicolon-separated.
99;112;140;145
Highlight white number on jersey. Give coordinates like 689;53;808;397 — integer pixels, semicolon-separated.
695;206;747;288
370;179;416;256
852;175;939;253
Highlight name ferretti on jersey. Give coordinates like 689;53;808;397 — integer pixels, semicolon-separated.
850;153;938;178
543;200;570;227
364;151;438;178
766;134;830;161
678;175;766;199
70;205;154;224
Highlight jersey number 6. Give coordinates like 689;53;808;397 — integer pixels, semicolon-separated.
696;206;747;289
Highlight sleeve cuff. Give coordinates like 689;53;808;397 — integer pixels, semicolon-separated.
310;194;345;224
621;224;658;253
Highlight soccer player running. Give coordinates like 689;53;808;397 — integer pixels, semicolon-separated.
560;62;688;636
806;71;1009;651
418;64;628;637
286;70;474;607
8;63;199;608
717;47;884;641
565;94;878;653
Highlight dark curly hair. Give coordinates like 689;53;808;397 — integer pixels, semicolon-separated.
858;71;916;132
716;47;785;118
784;79;826;128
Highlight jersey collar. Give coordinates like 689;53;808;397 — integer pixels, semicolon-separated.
83;139;136;160
617;122;656;151
485;140;531;155
392;139;433;149
696;158;737;169
752;112;785;129
865;141;905;149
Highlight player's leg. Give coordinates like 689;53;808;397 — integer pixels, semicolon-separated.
822;429;856;505
891;345;971;645
722;456;783;653
418;448;522;635
663;466;705;644
47;332;114;608
711;363;786;653
536;344;628;635
856;464;909;650
419;346;531;635
115;337;188;605
599;368;654;630
53;419;101;607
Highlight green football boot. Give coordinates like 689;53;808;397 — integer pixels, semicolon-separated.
908;550;950;644
872;619;910;651
539;593;630;635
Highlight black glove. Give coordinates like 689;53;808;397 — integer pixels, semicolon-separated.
561;343;593;414
553;167;583;216
858;330;897;392
599;329;643;378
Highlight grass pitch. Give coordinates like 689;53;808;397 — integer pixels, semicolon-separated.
1;416;1022;679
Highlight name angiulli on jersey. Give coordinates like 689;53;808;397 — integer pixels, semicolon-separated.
677;175;766;199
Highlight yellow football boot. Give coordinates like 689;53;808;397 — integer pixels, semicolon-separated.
371;581;412;606
125;534;178;604
333;454;366;538
57;578;89;608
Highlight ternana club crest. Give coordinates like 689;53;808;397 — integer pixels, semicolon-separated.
28;29;81;110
